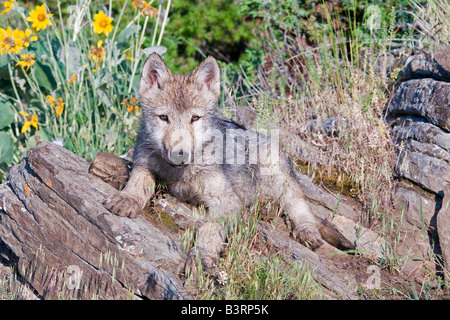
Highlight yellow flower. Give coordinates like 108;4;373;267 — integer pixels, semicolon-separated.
92;10;113;35
46;95;64;117
0;28;4;55
23;29;38;48
1;0;14;15
122;97;140;113
54;98;64;117
67;73;77;84
45;95;55;104
19;111;38;133
15;52;35;71
0;27;24;54
125;51;135;62
26;4;52;32
141;3;158;19
132;0;147;9
89;39;105;67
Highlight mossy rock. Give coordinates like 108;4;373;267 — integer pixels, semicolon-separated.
158;211;180;234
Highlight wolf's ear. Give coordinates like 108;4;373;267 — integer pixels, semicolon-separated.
192;56;220;100
139;53;171;95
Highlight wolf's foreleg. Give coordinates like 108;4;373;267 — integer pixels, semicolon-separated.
185;221;227;276
103;166;155;218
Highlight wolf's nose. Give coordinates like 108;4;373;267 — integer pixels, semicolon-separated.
170;150;190;165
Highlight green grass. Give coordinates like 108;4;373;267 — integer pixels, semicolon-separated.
0;0;169;181
221;1;399;224
182;203;321;300
1;0;450;300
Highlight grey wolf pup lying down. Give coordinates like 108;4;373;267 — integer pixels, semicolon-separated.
104;53;354;271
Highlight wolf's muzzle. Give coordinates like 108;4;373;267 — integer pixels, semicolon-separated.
169;149;190;165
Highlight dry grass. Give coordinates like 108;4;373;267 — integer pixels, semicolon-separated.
223;16;397;225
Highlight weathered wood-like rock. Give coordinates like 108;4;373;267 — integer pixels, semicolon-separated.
391;116;450;153
393;181;440;230
388;78;450;132
396;149;450;195
0;142;191;300
153;194;206;230
437;186;450;270
257;222;359;300
89;152;130;190
0;141;386;300
402;46;450;82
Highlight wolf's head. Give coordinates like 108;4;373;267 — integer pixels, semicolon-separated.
138;53;220;167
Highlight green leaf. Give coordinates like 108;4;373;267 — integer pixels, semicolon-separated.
32;62;54;92
0;132;14;164
117;25;141;46
57;45;82;75
0;53;9;68
142;46;167;57
0;99;14;130
25;129;50;150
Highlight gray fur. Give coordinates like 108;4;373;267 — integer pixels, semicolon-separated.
104;53;346;272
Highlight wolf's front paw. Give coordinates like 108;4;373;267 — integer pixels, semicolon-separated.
103;192;141;218
293;224;324;250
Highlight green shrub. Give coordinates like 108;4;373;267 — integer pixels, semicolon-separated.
0;0;169;181
161;0;255;73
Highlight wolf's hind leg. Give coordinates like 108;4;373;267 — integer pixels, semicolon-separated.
103;166;155;218
284;190;324;249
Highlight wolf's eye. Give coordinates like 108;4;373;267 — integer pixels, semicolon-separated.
158;115;168;122
191;115;201;122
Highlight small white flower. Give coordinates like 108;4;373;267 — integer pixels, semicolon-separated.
52;138;64;147
217;270;228;286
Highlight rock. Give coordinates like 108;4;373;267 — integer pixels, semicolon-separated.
329;215;382;259
293;171;383;258
153;194;206;230
294;172;359;221
390;116;450;153
388;78;450;132
402;47;450;82
393;181;440;230
437;185;450;269
390;117;450;196
359;47;403;80
0;142;191;300
305;117;348;137
386;46;450;284
389;115;450;218
257;221;359;300
89;152;130;190
396;148;450;195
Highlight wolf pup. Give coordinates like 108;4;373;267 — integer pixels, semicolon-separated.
104;53;353;270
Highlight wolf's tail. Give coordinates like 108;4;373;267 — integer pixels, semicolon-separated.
315;216;356;252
